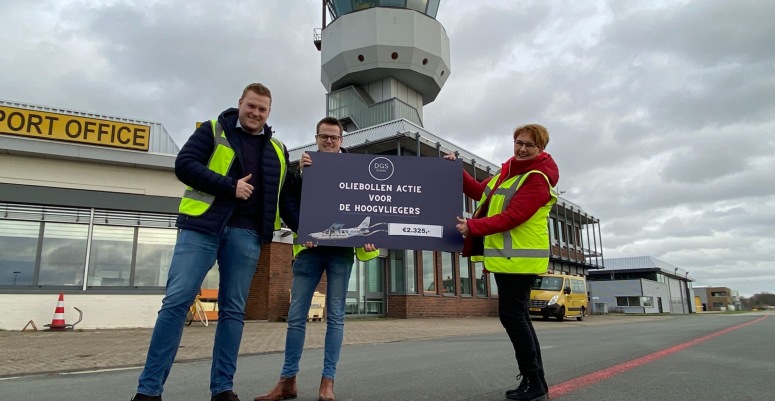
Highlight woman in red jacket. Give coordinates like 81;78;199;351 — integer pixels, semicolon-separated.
449;124;558;401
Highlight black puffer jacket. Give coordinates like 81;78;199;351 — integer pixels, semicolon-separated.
174;108;299;242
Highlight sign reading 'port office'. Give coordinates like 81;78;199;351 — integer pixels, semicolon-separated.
297;152;464;252
0;105;150;151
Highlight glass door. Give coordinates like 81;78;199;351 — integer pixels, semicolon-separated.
345;257;385;315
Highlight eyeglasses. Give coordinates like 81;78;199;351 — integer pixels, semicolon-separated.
316;134;342;142
514;140;538;150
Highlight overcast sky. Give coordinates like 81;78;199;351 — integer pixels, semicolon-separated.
2;0;773;297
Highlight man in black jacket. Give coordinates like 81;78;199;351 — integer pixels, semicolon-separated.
132;83;298;401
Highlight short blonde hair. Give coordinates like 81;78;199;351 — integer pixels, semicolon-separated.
513;124;549;149
241;83;272;104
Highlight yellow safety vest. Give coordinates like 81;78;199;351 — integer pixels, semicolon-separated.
292;233;380;261
179;120;287;231
471;170;557;274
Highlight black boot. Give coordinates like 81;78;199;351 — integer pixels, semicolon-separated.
540;374;550;399
505;375;527;397
507;374;550;398
508;371;550;398
505;374;547;401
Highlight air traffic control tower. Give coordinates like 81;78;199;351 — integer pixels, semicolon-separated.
315;0;449;132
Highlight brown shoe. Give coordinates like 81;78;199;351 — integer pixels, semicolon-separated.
318;378;335;401
254;377;297;401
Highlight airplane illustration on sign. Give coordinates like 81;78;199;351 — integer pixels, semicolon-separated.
309;217;386;240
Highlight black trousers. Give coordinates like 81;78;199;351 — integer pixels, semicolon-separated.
494;273;544;376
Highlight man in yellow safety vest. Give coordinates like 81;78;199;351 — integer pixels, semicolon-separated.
255;117;378;401
132;83;298;401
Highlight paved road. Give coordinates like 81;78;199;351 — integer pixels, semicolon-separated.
1;313;772;400
0;314;653;377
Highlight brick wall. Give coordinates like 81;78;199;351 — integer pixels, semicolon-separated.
246;242;294;321
245;242;330;321
387;294;498;318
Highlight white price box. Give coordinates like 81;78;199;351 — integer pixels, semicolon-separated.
388;223;443;238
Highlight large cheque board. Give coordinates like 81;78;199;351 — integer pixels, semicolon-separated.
297;152;463;252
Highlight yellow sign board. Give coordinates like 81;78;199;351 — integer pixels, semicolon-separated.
0;105;150;151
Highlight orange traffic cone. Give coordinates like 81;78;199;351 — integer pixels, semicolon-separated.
47;293;67;331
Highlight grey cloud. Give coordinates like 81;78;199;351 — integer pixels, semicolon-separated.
15;1;324;147
651;63;775;129
446;3;551;73
596;1;775;130
604;0;775;66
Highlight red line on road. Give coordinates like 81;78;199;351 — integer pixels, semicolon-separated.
549;315;768;399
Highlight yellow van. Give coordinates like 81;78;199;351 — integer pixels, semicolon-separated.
529;274;588;321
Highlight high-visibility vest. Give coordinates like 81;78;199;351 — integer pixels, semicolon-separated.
471;170;557;274
292;233;380;261
179;120;287;231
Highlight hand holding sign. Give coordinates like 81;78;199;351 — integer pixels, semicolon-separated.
456;216;469;238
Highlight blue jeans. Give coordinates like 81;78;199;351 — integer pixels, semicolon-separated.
281;248;354;380
137;227;261;396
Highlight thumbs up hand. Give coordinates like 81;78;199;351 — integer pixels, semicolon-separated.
236;174;253;200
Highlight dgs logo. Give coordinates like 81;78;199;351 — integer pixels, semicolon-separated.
368;156;394;181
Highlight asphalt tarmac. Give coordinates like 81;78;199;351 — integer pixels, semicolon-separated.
2;313;772;400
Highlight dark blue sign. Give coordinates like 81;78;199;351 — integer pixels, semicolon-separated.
297;152;463;252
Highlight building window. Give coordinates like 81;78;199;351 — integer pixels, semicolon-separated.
549;217;557;245
87;225;135;287
441;252;454;295
463;194;473;214
489;273;498;297
422;250;436;293
379;0;405;9
0;220;39;286
426;0;440;18
474;263;487;296
39;223;89;286
389;249;417;294
557;219;566;246
363;257;383;293
711;291;728;297
134;228;177;287
459;255;471;296
641;296;654;307
406;250;417;294
616;296;642;307
0;203;178;291
406;0;429;14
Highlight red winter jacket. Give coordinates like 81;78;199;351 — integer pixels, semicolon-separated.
464;152;559;238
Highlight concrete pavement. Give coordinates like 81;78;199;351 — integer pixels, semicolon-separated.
0;314;671;378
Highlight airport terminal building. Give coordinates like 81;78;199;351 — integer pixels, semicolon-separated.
0;99;185;330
